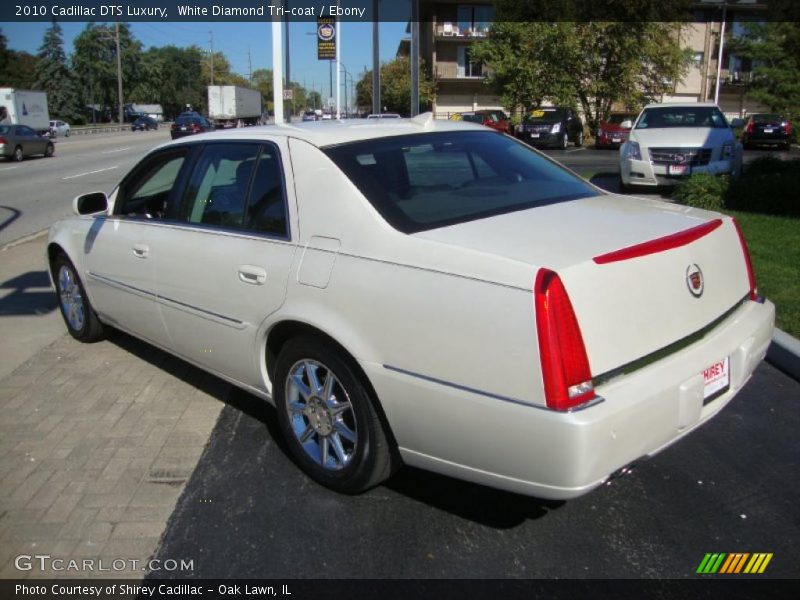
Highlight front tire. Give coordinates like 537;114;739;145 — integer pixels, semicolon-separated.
273;336;397;494
618;173;631;194
52;254;105;342
575;130;584;147
13;146;23;162
560;132;568;150
45;143;54;157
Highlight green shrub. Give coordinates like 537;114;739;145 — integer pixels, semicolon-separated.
725;158;800;217
671;173;728;211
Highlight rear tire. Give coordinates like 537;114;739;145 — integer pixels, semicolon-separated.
273;336;397;494
618;173;631;194
13;146;23;162
45;143;54;158
52;254;105;343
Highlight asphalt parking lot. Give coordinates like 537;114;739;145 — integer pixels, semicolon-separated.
150;357;800;579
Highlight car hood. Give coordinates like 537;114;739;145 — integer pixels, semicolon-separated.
630;127;733;148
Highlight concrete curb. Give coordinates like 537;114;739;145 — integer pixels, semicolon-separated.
767;328;800;382
0;228;48;253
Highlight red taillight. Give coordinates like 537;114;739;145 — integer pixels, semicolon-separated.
534;269;595;411
732;219;758;301
0;136;6;144
784;121;792;135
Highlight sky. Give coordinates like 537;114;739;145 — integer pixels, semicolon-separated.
1;20;409;101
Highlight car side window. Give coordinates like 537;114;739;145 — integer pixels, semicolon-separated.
116;150;188;218
18;126;35;136
178;143;260;228
245;147;288;237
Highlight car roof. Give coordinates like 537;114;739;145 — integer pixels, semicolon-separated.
642;102;721;110
156;113;488;149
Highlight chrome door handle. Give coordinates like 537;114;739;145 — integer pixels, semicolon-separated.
238;265;267;285
132;244;149;258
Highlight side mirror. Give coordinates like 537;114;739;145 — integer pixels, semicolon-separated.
730;118;745;128
73;191;108;216
620;119;633;129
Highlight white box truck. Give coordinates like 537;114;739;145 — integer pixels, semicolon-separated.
207;85;263;128
0;88;50;134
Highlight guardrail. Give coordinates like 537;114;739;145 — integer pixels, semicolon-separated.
68;123;173;136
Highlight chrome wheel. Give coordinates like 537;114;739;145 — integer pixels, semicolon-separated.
285;359;358;471
58;264;85;332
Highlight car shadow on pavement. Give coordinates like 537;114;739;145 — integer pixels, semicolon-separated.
0;270;58;316
0;206;21;233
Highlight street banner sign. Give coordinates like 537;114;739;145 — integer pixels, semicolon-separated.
317;17;336;60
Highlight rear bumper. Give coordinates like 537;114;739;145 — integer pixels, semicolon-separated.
364;298;774;499
518;131;562;147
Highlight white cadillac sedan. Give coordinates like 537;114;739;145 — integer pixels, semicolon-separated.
48;115;773;499
619;103;743;191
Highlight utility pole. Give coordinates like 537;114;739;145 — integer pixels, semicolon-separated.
410;0;420;116
284;4;291;122
714;2;727;106
209;30;215;86
372;0;380;115
115;23;123;126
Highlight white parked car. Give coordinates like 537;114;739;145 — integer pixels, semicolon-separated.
49;119;70;137
48;115;773;499
619;103;743;191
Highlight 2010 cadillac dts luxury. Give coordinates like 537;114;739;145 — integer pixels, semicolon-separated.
47;115;774;499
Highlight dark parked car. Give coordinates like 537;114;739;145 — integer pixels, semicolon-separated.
516;107;584;149
170;114;215;140
741;114;792;150
0;124;54;161
131;116;159;131
595;112;638;149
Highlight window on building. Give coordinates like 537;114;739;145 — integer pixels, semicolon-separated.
457;5;495;36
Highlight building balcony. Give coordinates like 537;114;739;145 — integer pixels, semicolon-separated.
434;63;492;81
434;22;491;40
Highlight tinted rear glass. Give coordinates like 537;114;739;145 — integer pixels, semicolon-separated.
175;116;200;125
323;131;599;234
460;114;483;123
636;106;729;129
608;113;637;124
752;114;782;123
524;108;566;122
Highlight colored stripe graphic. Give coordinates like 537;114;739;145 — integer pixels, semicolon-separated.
698;552;773;574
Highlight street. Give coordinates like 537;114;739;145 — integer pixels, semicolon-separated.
0;129;171;246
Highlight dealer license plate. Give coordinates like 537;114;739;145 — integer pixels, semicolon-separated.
702;356;729;404
764;127;774;133
612;137;622;143
669;164;690;176
530;133;540;138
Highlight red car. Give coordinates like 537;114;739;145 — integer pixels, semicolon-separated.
456;110;512;134
595;112;638;149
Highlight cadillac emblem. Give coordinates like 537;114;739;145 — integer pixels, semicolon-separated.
686;264;704;298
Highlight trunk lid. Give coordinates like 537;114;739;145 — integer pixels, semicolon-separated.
414;194;752;375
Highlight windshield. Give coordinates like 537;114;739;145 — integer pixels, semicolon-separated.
524;108;566;122
323;131;599;234
635;106;729;129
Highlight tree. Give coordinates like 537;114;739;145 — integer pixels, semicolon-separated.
472;0;693;133
729;22;800;124
356;56;436;116
0;28;39;90
34;20;82;122
72;23;143;121
140;45;206;117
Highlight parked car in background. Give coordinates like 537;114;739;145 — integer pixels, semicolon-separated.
620;103;742;191
367;113;401;120
595;112;637;149
302;111;318;122
451;110;511;134
516;107;584;149
49;119;70;137
170;114;215;139
48;115;773;500
131;116;159;131
740;114;792;150
0;124;54;161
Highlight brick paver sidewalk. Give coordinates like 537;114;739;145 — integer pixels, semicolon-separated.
0;332;223;579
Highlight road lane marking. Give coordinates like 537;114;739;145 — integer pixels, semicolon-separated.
101;147;132;154
566;147;586;153
0;166;19;172
62;166;119;180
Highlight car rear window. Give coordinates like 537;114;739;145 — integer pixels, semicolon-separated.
175;116;200;126
752;114;782;123
608;113;637;124
525;108;566;122
636;106;729;129
460;114;483;123
323;131;599;234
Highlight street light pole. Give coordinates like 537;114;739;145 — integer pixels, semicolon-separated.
115;23;123;126
714;2;728;106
